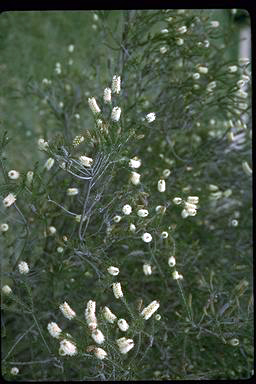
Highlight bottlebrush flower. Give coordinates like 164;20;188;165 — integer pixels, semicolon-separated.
0;223;9;232
8;170;20;180
18;261;29;274
157;179;166;192
168;256;176;267
141;300;160;320
137;209;149;217
122;204;132;215
59;301;76;320
44;158;55;171
2;285;12;295
103;88;112;103
112;282;123;299
38;138;49;151
91;329;105;344
130;171;141;185
88;97;101;114
85;300;97;330
59;339;77;356
107;266;119;276
111;106;121;122
79;155;93;167
103;306;117;323
94;347;107;359
3;193;16;208
116;337;134;354
129;157;141;169
47;322;62;339
67;188;79;196
143;264;152;276
117;318;129;332
145;112;156;122
112;75;121;94
141;233;152;243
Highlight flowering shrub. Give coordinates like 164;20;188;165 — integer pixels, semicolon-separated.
1;9;252;381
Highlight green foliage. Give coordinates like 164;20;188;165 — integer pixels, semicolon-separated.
1;10;253;381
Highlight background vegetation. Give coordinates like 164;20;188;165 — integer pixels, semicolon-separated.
1;9;253;381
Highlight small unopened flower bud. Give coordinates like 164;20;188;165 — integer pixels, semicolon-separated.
160;46;168;54
116;337;134;354
155;205;166;214
2;285;12;295
176;38;184;46
111;106;121;122
162;169;171;178
68;44;74;52
145;112;156;123
210;20;219;28
161;28;168;33
59;301;76;320
228;65;238;73
44;158;55;171
181;209;189;218
107;266;119;276
113;215;122;223
129;157;141;169
48;226;56;235
103;306;117;323
122;204;132;215
8;170;20;180
187;196;199;204
0;223;9;232
193;72;200;80
161;231;168;239
173;197;182;205
57;246;64;253
130;171;141;185
167;253;176;268
208;184;219;191
242;161;252;176
172;270;183;280
47;322;62;339
198;66;208;74
10;367;19;375
26;171;34;184
38;138;49;151
3;193;16;208
229;338;239;346
79;155;93;167
141;232;152;243
88;97;101;114
94;347;107;359
155;314;161;320
59;339;77;356
103;88;112;103
207;81;216;92
143;264;152;276
112;282;123;299
67;188;79;196
112;75;121;94
177;25;187;34
117;318;129;332
129;223;136;232
91;329;105;344
137;209;148;217
141;300;160;320
18;261;29;274
158;179;166;192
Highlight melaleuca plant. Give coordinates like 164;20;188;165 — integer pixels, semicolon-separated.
1;9;252;381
